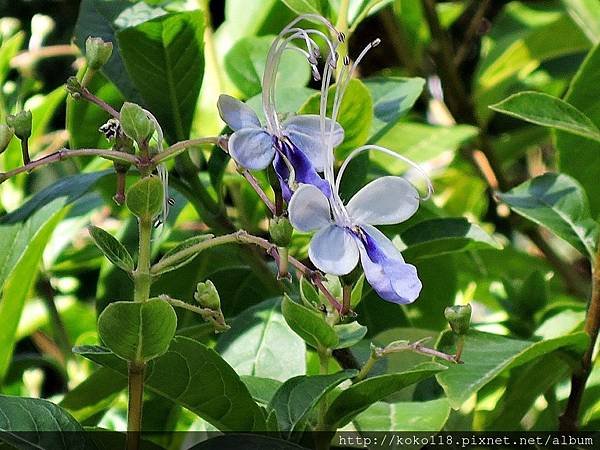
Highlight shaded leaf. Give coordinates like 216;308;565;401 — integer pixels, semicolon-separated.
88;225;134;273
240;376;282;405
334;322;368;349
281;295;338;349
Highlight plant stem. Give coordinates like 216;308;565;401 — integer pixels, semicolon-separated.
149;230;344;313
355;350;379;383
0;148;138;183
20;139;30;165
126;361;144;450
560;243;600;430
79;87;120;118
127;217;153;450
335;0;350;79
315;346;332;450
151;137;221;165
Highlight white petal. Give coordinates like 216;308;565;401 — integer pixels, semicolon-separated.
217;94;261;131
346;176;419;226
309;225;359;276
282;115;344;171
288;184;332;232
228;128;275;170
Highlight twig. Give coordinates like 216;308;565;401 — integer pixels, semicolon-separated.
0;148;138;183
151;136;221;165
79;87;120;119
454;0;491;67
11;44;79;69
239;167;276;215
560;243;600;430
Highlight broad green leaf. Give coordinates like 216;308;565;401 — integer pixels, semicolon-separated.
490;92;600;142
240;376;282;405
475;10;590;122
562;0;600;44
0;199;68;382
152;234;214;275
188;435;306;450
324;362;446;428
334;322;368;349
484;353;570;430
374;123;478;167
436;330;589;409
222;0;295;42
281;295;338;349
557;44;600;215
354;398;451;431
119;102;154;143
217;298;306;382
74;0;165;103
399;218;501;260
60;367;126;422
497;173;599;259
118;11;205;142
300;79;373;156
268;370;357;435
75;336;266;431
126;176;164;220
88;225;134;273
281;0;326;15
98;299;177;362
364;76;425;143
0;395;90;449
0;171;110;224
224;35;310;99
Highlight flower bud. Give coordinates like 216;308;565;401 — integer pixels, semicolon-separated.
444;304;472;335
0;18;20;40
6;110;32;140
0;124;14;154
65;76;83;97
120;102;154;144
269;216;293;247
194;280;221;311
85;36;113;71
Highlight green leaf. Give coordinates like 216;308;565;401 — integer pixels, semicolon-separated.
268;370;357;435
400;218;501;260
88;225;134;273
364;76;425;143
0;199;68;382
334;322;368;349
497;173;599;259
300;79;373;156
240;375;282;405
119;102;155;143
0;396;91;449
74;0;166;103
75;336;266;431
0;32;25;87
126;176;164;220
281;295;338;349
374;123;478;166
97;299;177;362
562;0;600;44
224;35;310;98
0;171;110;224
557;44;600;215
152;234;214;275
217;298;306;382
324;362;446;428
281;0;325;15
490;92;600;142
354;398;451;432
118;11;204;143
436;330;589;409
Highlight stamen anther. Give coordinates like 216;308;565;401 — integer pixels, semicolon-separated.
372;38;381;47
343;55;350;66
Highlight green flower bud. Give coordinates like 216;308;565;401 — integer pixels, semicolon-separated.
0;124;14;154
120;102;154;144
6;110;32;140
269;216;293;247
194;280;221;311
65;76;83;98
444;304;472;335
85;36;113;71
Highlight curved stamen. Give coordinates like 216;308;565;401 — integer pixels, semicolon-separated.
336;145;434;201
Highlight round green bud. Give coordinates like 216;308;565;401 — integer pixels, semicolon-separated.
6;110;32;140
444;304;472;335
119;102;154;144
65;76;83;97
85;36;113;71
126;176;164;220
194;280;221;311
0;124;14;154
269;216;293;247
